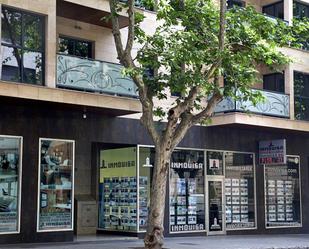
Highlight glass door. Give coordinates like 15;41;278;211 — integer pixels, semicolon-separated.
207;177;225;235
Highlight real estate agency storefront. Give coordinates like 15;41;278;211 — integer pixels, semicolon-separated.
97;141;302;237
0;98;307;243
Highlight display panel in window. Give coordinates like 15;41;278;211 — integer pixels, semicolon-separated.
98;147;137;232
225;152;256;230
169;149;205;233
37;139;74;231
265;156;301;228
0;136;22;234
1;7;45;85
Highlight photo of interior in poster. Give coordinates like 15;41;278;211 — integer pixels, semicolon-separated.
0;136;21;233
38;139;74;231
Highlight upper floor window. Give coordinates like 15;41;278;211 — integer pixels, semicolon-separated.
294;1;309;19
263;72;285;93
294;71;309;121
263;1;284;20
227;0;245;9
1;6;45;85
58;36;93;59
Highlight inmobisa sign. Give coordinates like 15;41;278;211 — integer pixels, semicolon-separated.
259;139;286;165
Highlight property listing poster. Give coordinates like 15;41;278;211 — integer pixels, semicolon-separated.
265;156;301;227
99;147;137;231
169;150;205;232
225;152;255;229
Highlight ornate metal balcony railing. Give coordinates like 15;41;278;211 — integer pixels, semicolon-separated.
215;89;290;118
56;54;138;98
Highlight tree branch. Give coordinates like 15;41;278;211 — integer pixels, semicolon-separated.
192;92;222;124
125;0;135;55
109;0;125;62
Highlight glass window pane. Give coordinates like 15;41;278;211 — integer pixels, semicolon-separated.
138;147;154;232
38;139;74;231
75;41;92;58
265;156;301;228
1;8;21;46
98;147;137;231
23;14;43;51
22;51;43;84
0;136;22;233
1;45;21;82
169;149;205;232
225;152;256;230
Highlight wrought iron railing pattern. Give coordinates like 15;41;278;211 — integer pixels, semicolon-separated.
56;54;138;98
215;89;290;118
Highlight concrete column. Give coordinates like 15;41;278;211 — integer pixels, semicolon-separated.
285;64;294;120
45;1;57;88
284;0;293;24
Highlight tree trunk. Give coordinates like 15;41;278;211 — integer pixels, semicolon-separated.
144;145;171;249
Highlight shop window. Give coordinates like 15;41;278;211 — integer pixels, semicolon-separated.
294;71;309;121
58;36;93;59
0;136;22;234
263;72;285;93
225;152;256;230
37;138;75;231
98;147;137;232
1;7;45;85
169;149;205;233
264;156;301;228
262;1;284;19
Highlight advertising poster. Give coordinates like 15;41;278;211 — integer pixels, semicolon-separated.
38;139;74;231
0;137;21;233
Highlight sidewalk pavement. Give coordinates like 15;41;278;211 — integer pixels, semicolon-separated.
2;234;309;249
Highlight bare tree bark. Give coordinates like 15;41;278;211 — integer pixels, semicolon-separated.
144;145;171;249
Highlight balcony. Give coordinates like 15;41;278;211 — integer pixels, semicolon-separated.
56;54;138;98
215;89;290;118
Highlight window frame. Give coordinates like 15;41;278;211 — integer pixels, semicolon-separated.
262;0;284;19
263;72;285;93
294;71;309;120
58;35;94;59
1;5;45;85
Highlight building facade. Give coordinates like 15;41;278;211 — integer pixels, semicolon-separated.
0;0;308;244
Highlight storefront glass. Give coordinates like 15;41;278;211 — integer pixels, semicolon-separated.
0;136;22;233
138;146;154;232
265;155;301;228
98;147;137;231
225;152;256;230
37;139;74;231
169;149;205;232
